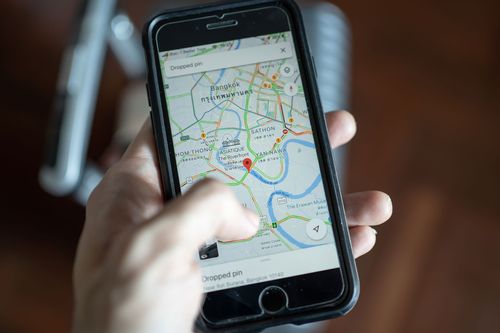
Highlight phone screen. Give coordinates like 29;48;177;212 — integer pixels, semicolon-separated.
157;17;340;294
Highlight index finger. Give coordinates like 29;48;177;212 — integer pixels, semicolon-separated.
325;110;357;149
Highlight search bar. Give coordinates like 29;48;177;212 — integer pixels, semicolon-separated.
164;42;293;78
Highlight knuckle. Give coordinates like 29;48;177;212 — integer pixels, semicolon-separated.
118;227;157;275
121;229;147;264
161;218;187;242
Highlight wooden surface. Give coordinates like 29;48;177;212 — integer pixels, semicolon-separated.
0;0;499;332
328;1;500;332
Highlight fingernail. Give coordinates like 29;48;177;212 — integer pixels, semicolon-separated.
372;228;378;235
386;195;393;214
243;209;259;229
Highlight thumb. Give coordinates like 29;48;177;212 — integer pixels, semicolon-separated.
121;118;157;163
141;178;259;256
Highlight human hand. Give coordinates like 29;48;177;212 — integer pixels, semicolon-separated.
72;111;392;333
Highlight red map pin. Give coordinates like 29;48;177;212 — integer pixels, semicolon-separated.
243;158;252;172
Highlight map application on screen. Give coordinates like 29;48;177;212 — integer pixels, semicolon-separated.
158;31;340;292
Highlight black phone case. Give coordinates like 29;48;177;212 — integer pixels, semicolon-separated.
142;1;359;331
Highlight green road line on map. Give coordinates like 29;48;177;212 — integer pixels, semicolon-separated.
241;63;278;176
277;215;310;225
244;60;276;158
226;170;251;186
271;216;310;250
243;78;258;158
204;78;244;179
199;120;218;125
221;226;294;250
226;150;269;185
166;92;191;99
252;137;287;180
195;74;212;133
220;164;264;215
192;45;218;57
209;122;269;134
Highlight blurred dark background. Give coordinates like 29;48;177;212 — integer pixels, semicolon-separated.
1;0;499;332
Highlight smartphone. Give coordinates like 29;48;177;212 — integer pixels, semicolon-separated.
143;0;358;331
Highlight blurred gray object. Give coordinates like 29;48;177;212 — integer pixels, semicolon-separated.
302;2;350;111
39;0;143;200
39;0;351;210
39;0;116;197
302;1;351;186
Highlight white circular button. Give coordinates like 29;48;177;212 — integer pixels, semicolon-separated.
280;63;294;78
306;218;327;241
283;82;298;96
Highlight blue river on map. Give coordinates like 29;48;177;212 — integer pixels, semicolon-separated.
215;138;321;249
266;175;322;249
255;139;321;248
249;139;315;185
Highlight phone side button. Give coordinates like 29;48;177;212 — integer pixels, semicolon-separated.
312;56;318;79
146;83;152;107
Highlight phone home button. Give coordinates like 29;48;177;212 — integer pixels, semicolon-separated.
258;286;288;314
